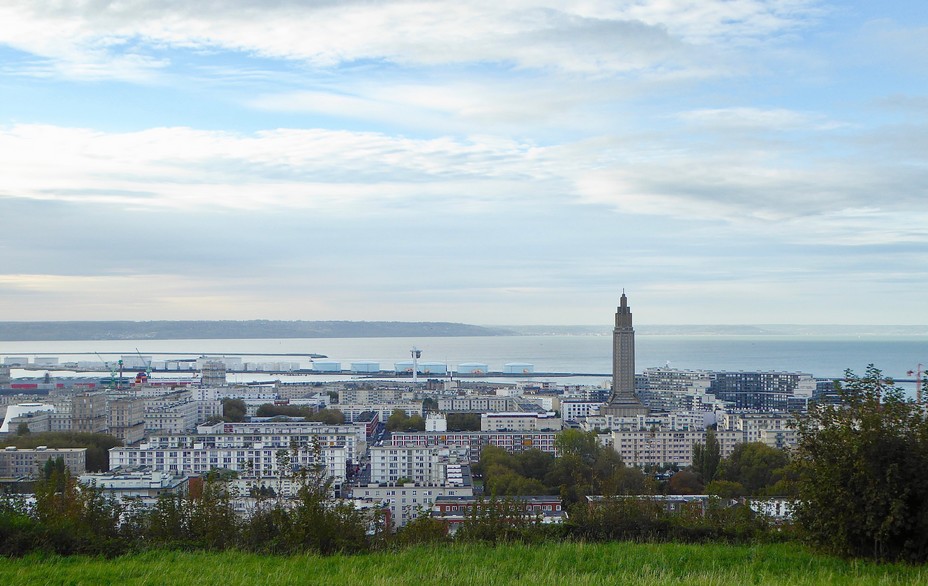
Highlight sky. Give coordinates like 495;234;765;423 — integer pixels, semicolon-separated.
0;1;926;326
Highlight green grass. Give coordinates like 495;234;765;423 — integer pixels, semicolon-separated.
2;542;925;586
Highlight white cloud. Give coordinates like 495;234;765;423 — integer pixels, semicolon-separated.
0;1;819;79
677;107;845;131
2;117;926;250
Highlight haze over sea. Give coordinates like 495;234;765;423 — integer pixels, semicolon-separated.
2;332;925;395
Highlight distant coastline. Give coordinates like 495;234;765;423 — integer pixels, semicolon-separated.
0;321;925;342
0;320;513;341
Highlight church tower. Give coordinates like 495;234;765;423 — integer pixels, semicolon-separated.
612;291;635;396
604;291;649;417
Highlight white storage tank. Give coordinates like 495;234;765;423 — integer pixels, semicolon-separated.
313;361;342;372
504;362;534;374
351;361;380;373
457;363;489;375
394;361;415;374
419;362;447;375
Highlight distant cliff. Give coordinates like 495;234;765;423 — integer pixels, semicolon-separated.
0;320;514;341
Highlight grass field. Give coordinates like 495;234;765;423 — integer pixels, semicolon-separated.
2;541;925;586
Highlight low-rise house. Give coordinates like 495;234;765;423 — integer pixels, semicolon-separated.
431;495;566;535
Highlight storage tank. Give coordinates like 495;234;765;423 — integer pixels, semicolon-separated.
312;361;342;372
419;362;447;375
394;361;415;374
351;361;380;373
457;363;489;375
503;362;535;374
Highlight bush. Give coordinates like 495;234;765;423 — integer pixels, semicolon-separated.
794;366;928;562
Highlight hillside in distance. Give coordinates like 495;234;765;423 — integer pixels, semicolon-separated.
0;320;514;341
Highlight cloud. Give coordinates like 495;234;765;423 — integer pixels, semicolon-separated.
0;1;820;79
2;114;927;251
676;107;845;131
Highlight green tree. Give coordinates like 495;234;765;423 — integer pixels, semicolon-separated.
446;412;481;431
716;442;789;496
16;422;30;436
794;365;928;562
386;409;425;431
667;470;704;495
308;408;345;425
705;479;745;498
222;398;247;422
555;429;600;463
692;428;721;483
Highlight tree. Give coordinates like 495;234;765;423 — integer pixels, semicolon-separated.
555;429;599;463
794;365;928;562
716;442;789;496
667;470;703;495
705;479;745;498
222;398;247;422
692;428;721;484
308;409;345;425
16;422;30;436
446;412;481;431
386;409;424;431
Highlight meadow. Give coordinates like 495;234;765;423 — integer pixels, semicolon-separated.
2;541;926;586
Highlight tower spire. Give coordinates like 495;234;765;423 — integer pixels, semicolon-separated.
605;289;648;417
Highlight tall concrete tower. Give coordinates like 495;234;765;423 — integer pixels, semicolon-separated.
604;291;648;417
612;291;635;396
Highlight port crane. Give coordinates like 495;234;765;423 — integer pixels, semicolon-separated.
95;353;124;390
135;348;153;384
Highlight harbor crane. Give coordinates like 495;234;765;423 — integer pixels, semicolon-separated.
95;353;124;390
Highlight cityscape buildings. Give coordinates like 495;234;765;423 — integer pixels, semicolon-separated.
0;293;851;527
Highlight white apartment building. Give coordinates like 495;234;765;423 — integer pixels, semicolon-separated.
480;412;562;432
338;402;423;423
717;411;798;451
109;441;347;482
389;431;559;460
194;421;368;461
338;387;414;404
520;394;561;412
562;400;605;422
0;446;87;479
144;400;198;434
612;429;710;467
78;469;190;505
351;462;473;528
438;395;518;413
370;445;469;484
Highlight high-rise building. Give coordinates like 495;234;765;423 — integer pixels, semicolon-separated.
604;291;648;417
71;392;108;434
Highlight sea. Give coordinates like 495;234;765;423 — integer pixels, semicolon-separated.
2;334;926;396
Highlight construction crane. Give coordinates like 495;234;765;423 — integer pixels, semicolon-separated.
135;348;153;385
95;353;122;390
907;363;924;403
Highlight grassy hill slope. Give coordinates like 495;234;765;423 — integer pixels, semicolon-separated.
2;542;925;586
